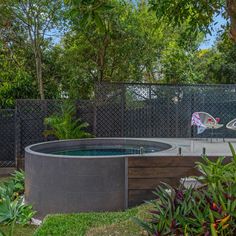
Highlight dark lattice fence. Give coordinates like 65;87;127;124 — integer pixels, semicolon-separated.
16;100;94;163
95;83;236;138
16;100;63;161
0;109;16;167
2;83;236;168
76;100;94;134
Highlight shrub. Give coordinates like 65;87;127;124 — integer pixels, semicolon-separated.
44;102;93;139
135;144;236;235
0;197;35;225
0;171;35;236
0;170;24;201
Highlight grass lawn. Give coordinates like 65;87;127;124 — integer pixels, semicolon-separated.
0;205;148;236
35;204;149;236
0;224;37;236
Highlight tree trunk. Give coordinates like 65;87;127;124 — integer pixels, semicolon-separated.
35;50;45;100
98;33;110;82
227;0;236;42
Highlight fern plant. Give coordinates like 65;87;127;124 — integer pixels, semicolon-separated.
44;103;93;139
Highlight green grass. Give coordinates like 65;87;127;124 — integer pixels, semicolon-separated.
35;204;149;236
85;204;149;236
0;224;37;236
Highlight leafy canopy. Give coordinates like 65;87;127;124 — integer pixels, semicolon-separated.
149;0;230;38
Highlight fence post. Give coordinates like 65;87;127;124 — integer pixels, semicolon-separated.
121;84;126;137
93;83;98;136
190;92;195;138
149;85;152;137
175;102;179;138
15;105;22;170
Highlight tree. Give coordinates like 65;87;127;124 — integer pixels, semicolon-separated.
149;0;236;42
216;36;236;83
66;0;117;83
0;0;64;99
56;0;203;99
0;28;37;108
198;34;236;84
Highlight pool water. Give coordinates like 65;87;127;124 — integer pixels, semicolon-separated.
52;146;160;156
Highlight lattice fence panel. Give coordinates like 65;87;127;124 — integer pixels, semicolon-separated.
95;84;124;136
174;86;193;138
94;83;236;139
16;100;63;158
124;85;151;137
150;85;170;137
192;85;236;138
0;109;15;167
11;83;236;168
77;100;94;133
16;99;94;161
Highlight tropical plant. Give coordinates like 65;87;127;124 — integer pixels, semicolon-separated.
135;184;236;235
44;102;93;139
134;184;199;235
135;143;236;235
10;170;24;195
0;170;35;236
0;170;24;201
196;156;236;188
0;197;35;225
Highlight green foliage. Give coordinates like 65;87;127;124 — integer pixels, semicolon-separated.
149;0;224;36
0;171;35;236
0;197;35;225
35;207;139;236
44;102;93;139
196;155;236;189
135;184;236;235
0;170;24;201
65;0;114;33
136;143;236;235
1;0;236;104
0;39;37;108
10;170;24;196
0;0;65;102
57;0;204;99
213;36;236;83
0;177;36;236
160;41;203;84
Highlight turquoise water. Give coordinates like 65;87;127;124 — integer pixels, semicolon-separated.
52;146;160;156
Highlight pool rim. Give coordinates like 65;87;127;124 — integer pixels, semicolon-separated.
25;138;175;159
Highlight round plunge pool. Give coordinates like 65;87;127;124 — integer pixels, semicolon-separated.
25;138;172;218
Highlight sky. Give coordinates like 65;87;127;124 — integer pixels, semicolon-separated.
199;14;227;49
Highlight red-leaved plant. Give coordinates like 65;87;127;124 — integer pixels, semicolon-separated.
134;143;236;235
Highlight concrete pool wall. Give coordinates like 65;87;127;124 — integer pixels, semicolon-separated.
25;138;233;217
25;138;172;218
